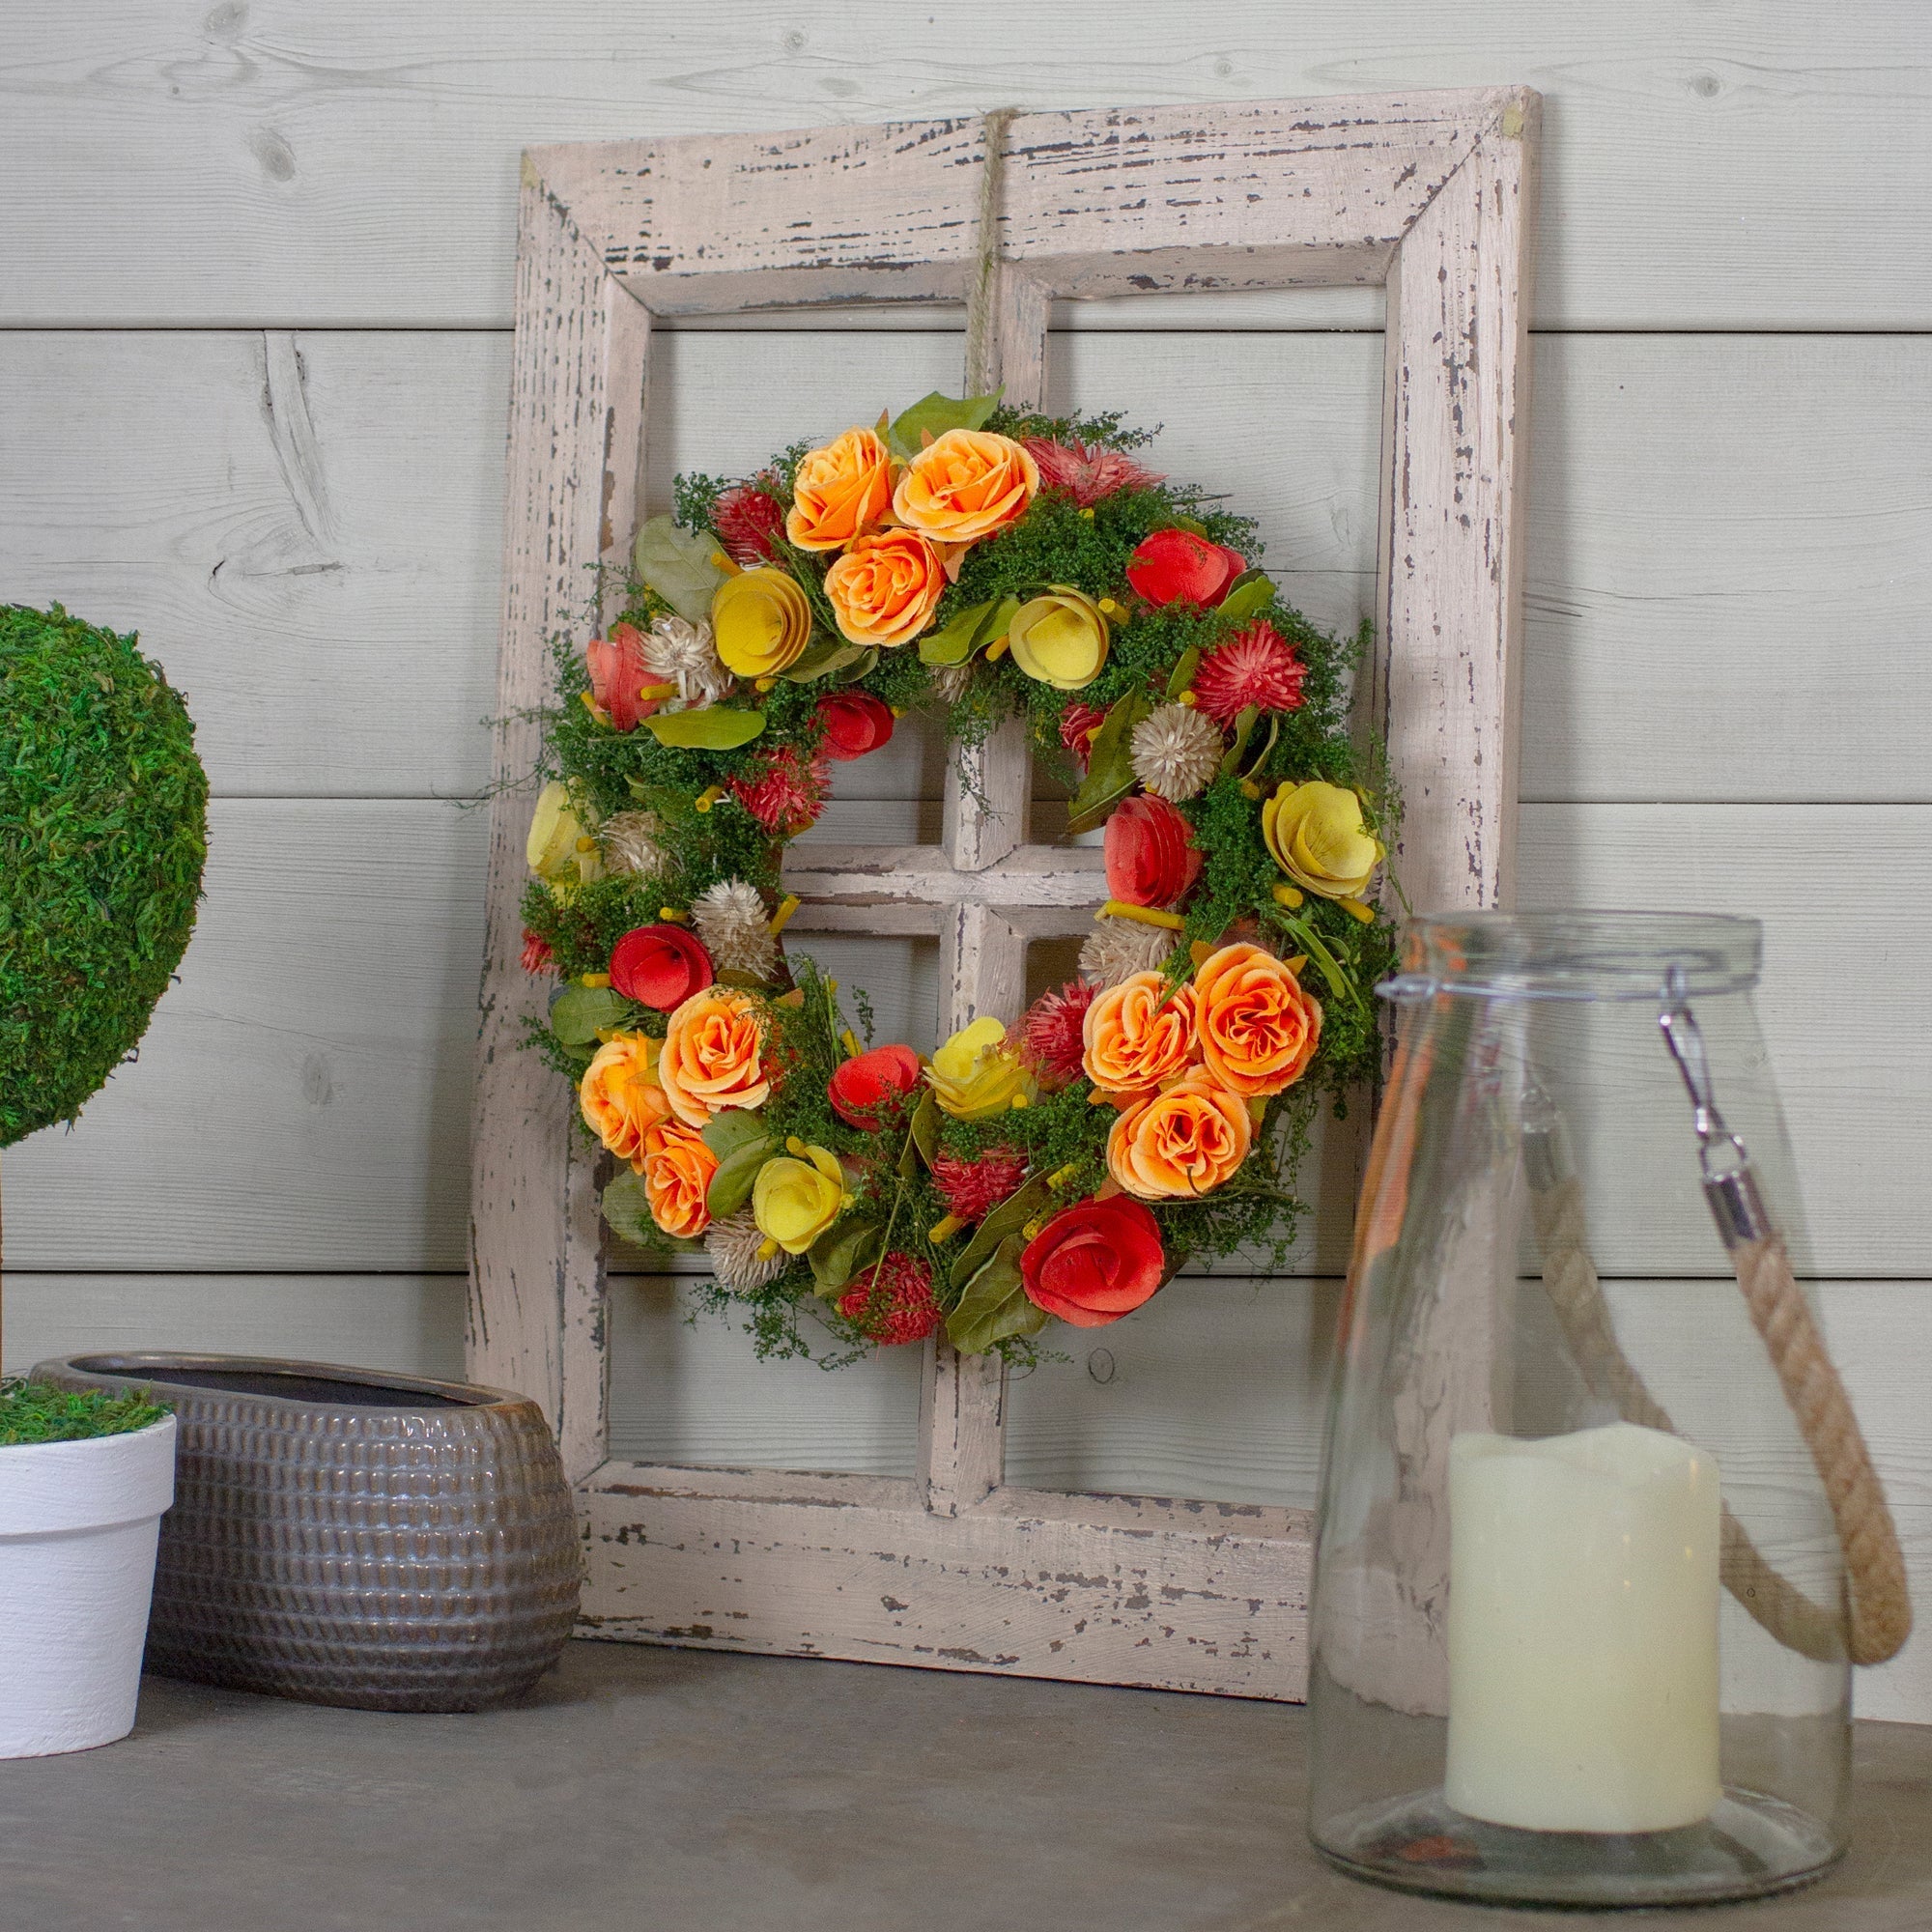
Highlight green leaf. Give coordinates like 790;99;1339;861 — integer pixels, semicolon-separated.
1239;712;1282;782
829;647;881;687
1214;569;1276;626
1217;703;1262;779
888;388;1001;460
1065;691;1153;836
909;1087;941;1170
705;1136;776;1217
1171;514;1209;539
701;1111;771;1159
634;514;729;623
1269;909;1362;1011
601;1171;658;1248
917;600;987;668
1166;646;1202;700
640;706;766;751
918;595;1016;668
946;1236;1050;1355
779;638;869;683
809;1219;881;1297
549;983;638;1047
978;594;1020;651
949;1174;1055;1292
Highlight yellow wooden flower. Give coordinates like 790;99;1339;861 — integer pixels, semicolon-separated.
927;1015;1035;1120
711;568;811;678
1006;587;1111;692
526;781;604;884
1261;780;1384;902
752;1143;848;1254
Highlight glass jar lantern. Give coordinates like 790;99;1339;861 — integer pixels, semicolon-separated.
1307;912;1910;1910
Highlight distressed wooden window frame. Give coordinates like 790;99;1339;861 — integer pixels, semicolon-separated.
471;90;1538;1699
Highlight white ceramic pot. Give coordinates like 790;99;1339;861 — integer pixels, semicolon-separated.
0;1415;176;1757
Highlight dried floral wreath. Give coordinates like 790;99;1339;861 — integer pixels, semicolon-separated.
522;395;1399;1368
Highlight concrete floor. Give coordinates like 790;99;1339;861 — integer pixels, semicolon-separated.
2;1641;1927;1931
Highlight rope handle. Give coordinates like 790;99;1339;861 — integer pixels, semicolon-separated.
1732;1230;1912;1664
1528;1171;1911;1665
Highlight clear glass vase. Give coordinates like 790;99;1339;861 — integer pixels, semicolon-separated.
1306;911;1891;1910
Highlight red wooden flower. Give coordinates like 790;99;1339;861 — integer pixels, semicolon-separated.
584;621;656;732
520;930;555;976
1104;795;1202;908
827;1043;923;1127
1020;1197;1166;1327
815;690;896;761
610;923;715;1012
1123;527;1246;610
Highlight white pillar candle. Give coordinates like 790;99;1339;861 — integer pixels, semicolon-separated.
1445;1421;1720;1833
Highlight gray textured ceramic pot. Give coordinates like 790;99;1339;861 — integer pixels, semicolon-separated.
31;1353;581;1714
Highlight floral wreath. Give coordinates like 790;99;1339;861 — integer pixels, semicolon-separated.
522;394;1399;1367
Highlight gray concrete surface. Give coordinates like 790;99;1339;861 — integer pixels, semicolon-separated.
0;1640;1926;1930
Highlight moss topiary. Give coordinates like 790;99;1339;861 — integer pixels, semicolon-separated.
0;1379;168;1446
0;605;209;1148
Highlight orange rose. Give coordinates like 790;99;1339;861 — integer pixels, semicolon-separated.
786;427;895;552
1193;942;1322;1098
892;429;1039;544
640;1121;719;1239
823;528;947;648
1106;1068;1253;1200
1082;971;1201;1096
659;986;772;1126
579;1034;674;1169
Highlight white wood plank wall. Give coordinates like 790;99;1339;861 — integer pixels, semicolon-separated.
2;3;1927;1719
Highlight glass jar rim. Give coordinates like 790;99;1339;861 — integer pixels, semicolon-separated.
1381;910;1762;1004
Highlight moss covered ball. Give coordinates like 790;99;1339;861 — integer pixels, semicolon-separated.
0;605;208;1148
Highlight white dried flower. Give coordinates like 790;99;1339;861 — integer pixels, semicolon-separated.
643;615;733;710
600;809;667;879
1130;701;1224;803
705;1206;788;1293
692;878;780;980
1079;914;1177;988
927;660;974;706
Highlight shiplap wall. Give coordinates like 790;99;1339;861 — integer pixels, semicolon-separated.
2;3;1928;1719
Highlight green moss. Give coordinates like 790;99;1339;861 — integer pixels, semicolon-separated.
0;606;209;1147
0;1380;169;1447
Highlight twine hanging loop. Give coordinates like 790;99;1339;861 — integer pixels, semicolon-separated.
963;108;1018;394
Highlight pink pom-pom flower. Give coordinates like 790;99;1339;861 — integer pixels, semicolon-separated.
729;746;831;837
1019;979;1095;1091
1020;438;1163;508
712;479;785;567
838;1253;942;1346
1190;620;1308;727
930;1149;1030;1225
